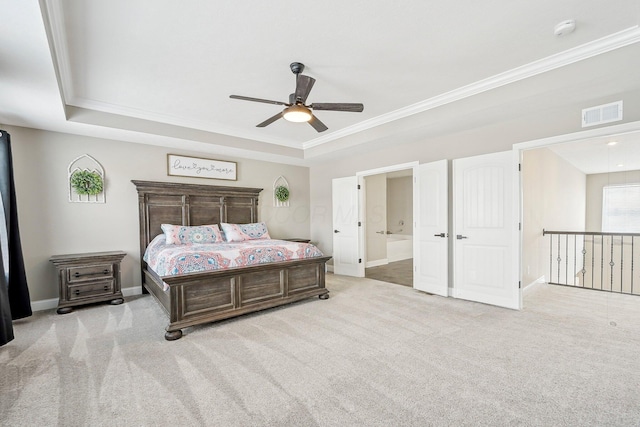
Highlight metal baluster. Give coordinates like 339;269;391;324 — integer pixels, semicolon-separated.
571;235;578;286
610;235;614;292
557;234;562;284
549;234;553;285
620;235;624;293
592;235;595;289
632;236;635;295
565;234;569;285
581;234;586;288
600;235;604;291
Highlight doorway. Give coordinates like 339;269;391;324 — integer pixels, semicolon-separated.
363;170;414;287
518;124;640;302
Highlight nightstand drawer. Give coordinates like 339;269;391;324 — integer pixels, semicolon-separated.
68;264;113;283
68;280;115;301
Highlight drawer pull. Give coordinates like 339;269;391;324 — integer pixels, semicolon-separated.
73;269;110;278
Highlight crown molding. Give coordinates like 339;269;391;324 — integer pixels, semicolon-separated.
68;97;301;149
303;25;640;150
40;1;640;154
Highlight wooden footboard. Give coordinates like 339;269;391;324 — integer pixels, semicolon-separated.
143;256;331;340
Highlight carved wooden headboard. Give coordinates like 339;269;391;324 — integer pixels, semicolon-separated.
132;180;263;263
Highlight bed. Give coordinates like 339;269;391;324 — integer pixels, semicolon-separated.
132;180;331;340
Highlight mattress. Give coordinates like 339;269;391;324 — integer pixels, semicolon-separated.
143;235;325;277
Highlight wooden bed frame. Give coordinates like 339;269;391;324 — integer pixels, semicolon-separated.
132;180;331;340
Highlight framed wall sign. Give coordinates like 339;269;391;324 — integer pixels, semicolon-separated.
167;154;237;181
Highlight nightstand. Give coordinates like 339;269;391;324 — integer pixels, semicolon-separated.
50;251;126;314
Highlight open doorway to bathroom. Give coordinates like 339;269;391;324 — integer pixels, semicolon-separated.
363;170;414;287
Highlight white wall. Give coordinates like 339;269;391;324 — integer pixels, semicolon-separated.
386;176;412;236
8;126;310;304
364;174;387;263
521;147;586;288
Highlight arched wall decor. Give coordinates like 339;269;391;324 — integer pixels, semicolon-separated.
273;176;290;207
68;154;106;203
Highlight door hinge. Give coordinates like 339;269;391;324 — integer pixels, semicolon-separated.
358;258;362;264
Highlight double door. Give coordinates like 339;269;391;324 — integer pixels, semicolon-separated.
332;151;520;310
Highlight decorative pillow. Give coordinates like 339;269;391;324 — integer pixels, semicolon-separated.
220;222;271;242
161;224;223;245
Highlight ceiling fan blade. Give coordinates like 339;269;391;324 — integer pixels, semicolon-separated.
310;103;364;112
230;95;288;106
256;112;283;127
295;75;316;103
308;115;328;133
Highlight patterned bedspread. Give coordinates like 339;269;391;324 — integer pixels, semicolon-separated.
143;235;325;277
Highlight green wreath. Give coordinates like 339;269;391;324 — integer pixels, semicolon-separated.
275;185;290;202
70;170;104;195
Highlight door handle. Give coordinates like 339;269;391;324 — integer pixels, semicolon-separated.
376;231;385;234
334;229;340;233
433;233;446;238
456;234;468;240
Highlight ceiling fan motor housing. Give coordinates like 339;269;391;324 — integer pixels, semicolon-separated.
290;62;305;75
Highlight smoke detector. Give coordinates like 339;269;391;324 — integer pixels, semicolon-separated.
554;19;576;36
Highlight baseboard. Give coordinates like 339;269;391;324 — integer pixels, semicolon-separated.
30;297;58;312
366;259;388;268
122;286;143;297
523;275;546;295
30;286;143;312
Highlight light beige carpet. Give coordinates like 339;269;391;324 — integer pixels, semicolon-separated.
2;275;640;426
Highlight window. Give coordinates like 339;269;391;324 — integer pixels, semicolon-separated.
602;184;640;233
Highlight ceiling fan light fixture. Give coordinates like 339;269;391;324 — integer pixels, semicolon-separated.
283;104;312;122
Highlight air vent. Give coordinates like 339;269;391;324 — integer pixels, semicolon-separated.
582;101;623;127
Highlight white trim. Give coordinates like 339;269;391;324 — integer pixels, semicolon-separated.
304;26;640;150
42;0;640;153
69;98;301;149
514;120;640;151
366;259;388;268
41;0;73;105
523;276;546;295
356;161;419;177
30;297;58;312
122;286;142;297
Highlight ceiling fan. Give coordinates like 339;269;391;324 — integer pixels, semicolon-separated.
229;62;364;132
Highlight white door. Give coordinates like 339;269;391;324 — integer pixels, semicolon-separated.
332;176;361;276
453;151;520;309
414;160;448;296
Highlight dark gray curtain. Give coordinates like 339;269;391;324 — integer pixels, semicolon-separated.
0;130;31;347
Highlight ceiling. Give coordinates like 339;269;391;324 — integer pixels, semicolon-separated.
1;1;640;168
